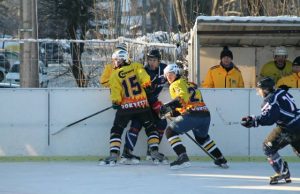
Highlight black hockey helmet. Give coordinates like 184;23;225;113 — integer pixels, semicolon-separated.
257;77;275;91
292;56;300;66
147;49;161;60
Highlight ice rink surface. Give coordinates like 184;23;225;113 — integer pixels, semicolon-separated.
0;161;299;194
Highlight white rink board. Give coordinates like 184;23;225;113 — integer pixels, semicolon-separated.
0;88;299;157
0;89;49;156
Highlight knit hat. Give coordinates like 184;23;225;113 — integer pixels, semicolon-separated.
220;46;233;59
292;56;300;66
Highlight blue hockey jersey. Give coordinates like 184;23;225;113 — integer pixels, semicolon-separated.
256;89;300;133
145;62;167;104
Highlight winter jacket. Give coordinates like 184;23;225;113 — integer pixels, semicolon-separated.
260;60;293;83
276;72;300;88
201;63;244;88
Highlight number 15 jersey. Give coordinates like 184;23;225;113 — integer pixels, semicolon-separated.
109;63;152;113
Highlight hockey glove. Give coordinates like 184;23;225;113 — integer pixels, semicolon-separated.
164;98;182;110
241;116;258;128
112;103;121;110
159;98;183;118
159;105;172;119
151;101;163;115
170;110;181;117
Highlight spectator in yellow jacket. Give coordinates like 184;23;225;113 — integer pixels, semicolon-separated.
260;46;293;83
202;46;244;88
276;56;300;88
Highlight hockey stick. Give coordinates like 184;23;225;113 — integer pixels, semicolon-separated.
183;132;216;161
215;107;240;125
165;116;216;161
52;106;112;135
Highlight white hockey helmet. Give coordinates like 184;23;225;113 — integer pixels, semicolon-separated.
115;42;127;51
112;50;129;63
164;64;181;77
274;46;288;57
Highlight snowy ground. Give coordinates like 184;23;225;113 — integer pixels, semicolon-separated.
0;161;300;194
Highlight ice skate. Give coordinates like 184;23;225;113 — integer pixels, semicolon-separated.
159;153;169;165
170;153;191;170
214;157;229;169
269;161;291;185
145;149;152;161
98;153;118;166
151;152;169;165
119;149;140;165
149;149;165;165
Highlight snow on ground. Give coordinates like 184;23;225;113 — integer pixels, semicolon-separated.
0;161;299;194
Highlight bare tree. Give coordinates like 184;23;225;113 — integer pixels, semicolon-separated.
38;0;94;87
209;0;300;17
0;0;20;36
173;0;189;32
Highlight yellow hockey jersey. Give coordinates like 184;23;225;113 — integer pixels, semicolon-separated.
109;63;151;111
201;64;244;88
169;78;209;114
100;62;143;88
260;60;293;83
99;63;113;88
276;72;300;88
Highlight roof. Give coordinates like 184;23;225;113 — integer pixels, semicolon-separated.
194;16;300;47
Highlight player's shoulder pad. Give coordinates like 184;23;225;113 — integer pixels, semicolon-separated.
131;62;144;68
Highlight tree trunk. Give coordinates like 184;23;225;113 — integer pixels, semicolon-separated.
173;0;189;32
68;24;86;87
114;0;121;38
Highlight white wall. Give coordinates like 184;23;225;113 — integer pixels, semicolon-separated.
0;88;299;157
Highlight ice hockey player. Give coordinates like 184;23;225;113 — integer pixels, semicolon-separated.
98;50;164;166
160;64;228;169
120;49;168;165
241;77;300;184
100;42;143;88
99;42;128;87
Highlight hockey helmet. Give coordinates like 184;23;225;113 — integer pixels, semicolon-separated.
115;42;127;51
112;50;129;63
147;49;161;60
274;46;288;57
164;64;181;77
292;56;300;66
257;77;275;91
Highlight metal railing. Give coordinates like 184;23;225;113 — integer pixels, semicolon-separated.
0;38;176;88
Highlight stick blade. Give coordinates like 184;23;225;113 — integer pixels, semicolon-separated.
51;127;68;136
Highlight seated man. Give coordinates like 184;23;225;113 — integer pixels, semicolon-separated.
260;46;293;83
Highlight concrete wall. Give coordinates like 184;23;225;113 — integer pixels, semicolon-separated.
0;88;299;157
